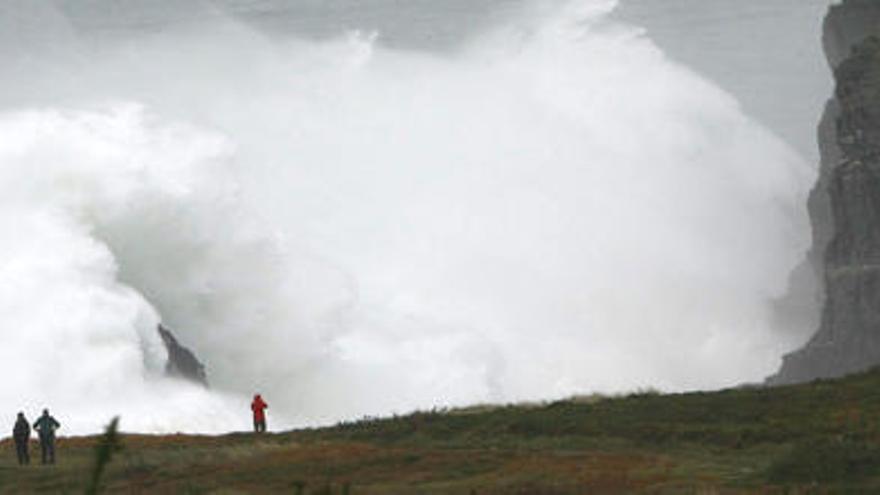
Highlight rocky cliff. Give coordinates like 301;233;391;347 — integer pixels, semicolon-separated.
768;0;880;385
158;325;209;386
822;0;880;69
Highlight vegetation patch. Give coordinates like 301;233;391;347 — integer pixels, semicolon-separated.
6;368;880;492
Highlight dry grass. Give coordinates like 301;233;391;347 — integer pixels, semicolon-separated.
5;368;880;493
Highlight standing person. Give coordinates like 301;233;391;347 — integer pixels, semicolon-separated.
12;412;30;465
251;394;268;433
33;409;60;465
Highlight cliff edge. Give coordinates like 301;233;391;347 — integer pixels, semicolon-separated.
769;0;880;385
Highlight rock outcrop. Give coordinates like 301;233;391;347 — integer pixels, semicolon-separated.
822;0;880;70
158;325;208;386
768;0;880;385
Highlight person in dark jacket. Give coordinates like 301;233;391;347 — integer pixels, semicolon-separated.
251;394;268;433
33;409;60;465
12;412;30;465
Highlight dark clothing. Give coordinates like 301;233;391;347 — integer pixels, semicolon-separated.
14;439;30;465
251;396;268;433
38;437;55;465
33;414;60;465
13;417;30;465
13;417;30;440
33;414;60;440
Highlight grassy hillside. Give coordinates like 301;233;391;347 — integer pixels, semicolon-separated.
4;369;880;494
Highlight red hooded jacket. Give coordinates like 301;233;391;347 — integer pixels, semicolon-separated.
251;395;268;422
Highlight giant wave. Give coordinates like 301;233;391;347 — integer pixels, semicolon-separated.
0;0;812;433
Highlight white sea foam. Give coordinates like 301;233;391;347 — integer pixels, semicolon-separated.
0;0;813;433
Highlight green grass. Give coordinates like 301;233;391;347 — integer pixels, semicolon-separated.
5;368;880;493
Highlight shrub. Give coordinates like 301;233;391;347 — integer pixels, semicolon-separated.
84;417;123;495
767;436;880;483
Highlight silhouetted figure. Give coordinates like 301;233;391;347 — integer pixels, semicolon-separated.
251;394;268;433
12;412;30;465
33;409;60;465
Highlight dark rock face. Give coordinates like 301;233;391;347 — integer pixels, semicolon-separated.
158;325;208;386
769;4;880;385
808;0;880;277
801;1;880;304
823;0;880;70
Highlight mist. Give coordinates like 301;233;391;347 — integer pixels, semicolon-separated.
0;0;814;433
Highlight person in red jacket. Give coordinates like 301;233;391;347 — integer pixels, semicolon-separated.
251;394;268;433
